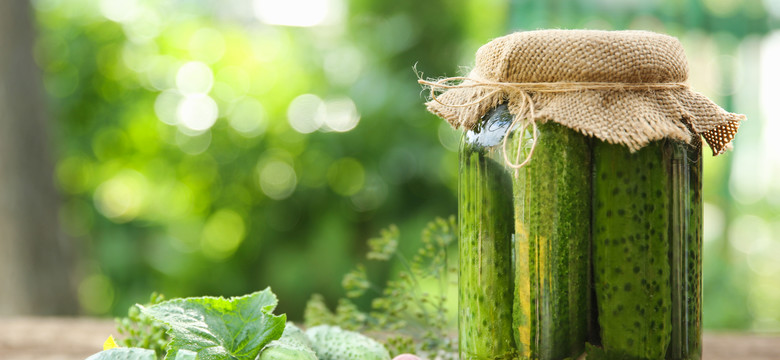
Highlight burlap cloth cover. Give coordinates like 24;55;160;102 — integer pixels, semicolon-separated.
424;30;744;155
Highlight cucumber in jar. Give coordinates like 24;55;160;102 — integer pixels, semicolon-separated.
459;106;517;360
592;140;673;360
509;117;590;360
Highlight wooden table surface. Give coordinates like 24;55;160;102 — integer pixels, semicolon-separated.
1;317;778;359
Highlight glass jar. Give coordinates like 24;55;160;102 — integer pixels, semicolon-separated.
459;104;591;360
458;104;702;360
592;137;702;360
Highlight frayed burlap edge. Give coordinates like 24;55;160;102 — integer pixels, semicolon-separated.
425;82;744;156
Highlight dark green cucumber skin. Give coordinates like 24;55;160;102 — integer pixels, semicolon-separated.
592;139;702;360
458;105;590;360
593;140;672;359
510;120;590;360
668;139;703;360
459;110;517;360
458;105;702;360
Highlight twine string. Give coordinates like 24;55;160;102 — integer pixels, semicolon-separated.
418;77;689;171
500;91;537;176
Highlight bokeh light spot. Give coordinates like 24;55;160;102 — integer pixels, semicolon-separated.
327;158;365;196
98;0;139;23
123;7;162;43
94;170;148;223
253;0;339;27
322;97;360;132
176;61;214;95
145;55;179;90
177;94;219;131
154;89;182;125
122;42;159;74
228;98;267;136
768;0;780;19
258;160;297;200
748;277;780;325
729;215;771;254
438;121;460;152
324;46;364;85
702;0;741;17
31;0;63;12
747;243;780;276
77;273;114;315
702;202;725;244
287;94;325;134
201;209;246;260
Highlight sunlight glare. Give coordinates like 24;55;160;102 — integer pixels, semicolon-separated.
253;0;337;27
176;61;214;95
99;0;139;23
322;97;359;132
177;94;219;131
288;94;325;134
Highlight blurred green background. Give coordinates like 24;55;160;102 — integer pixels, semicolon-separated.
1;0;778;332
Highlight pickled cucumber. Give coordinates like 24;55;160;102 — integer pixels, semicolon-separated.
459;105;590;360
510;120;591;360
592;140;672;359
668;139;703;360
459;109;516;360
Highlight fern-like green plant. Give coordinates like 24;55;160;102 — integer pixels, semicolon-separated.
304;216;458;359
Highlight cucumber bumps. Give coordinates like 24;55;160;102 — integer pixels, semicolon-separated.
458;106;591;360
510;121;590;360
593;140;671;359
459;107;517;360
306;325;391;360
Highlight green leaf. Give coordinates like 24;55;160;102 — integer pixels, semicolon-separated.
85;348;156;360
141;288;286;360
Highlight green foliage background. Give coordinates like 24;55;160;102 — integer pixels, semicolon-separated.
33;0;780;331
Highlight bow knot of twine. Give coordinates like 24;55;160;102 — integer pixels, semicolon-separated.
418;76;690;172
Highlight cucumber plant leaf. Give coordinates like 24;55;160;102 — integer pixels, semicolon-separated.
141;288;286;360
86;348;156;360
